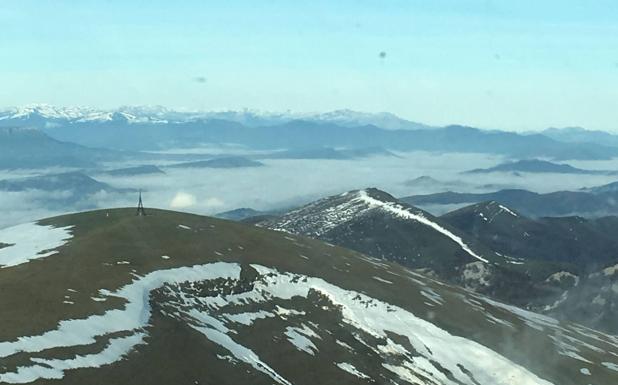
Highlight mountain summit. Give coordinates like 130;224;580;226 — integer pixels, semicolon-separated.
0;208;615;384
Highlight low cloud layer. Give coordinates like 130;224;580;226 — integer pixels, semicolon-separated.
170;192;197;209
2;150;618;229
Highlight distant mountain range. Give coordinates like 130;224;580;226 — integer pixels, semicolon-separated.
0;104;433;130
402;185;618;218
465;159;618;175
3;105;618;160
542;126;618;148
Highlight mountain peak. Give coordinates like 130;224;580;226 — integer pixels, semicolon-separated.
260;188;490;268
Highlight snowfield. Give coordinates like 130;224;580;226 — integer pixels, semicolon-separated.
0;222;74;268
0;261;567;385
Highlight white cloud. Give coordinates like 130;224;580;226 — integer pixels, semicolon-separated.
170;192;196;209
204;197;225;209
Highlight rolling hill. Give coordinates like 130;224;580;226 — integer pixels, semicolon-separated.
464;159;617;175
0;208;616;384
0;127;120;169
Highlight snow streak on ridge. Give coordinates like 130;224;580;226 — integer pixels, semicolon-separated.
357;190;489;263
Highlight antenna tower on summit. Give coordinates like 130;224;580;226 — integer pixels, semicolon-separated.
136;190;146;216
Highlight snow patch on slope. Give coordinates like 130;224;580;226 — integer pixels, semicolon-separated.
0;263;241;383
251;264;552;385
357;190;488;263
0;222;74;268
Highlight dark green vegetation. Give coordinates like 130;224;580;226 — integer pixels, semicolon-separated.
1;209;617;384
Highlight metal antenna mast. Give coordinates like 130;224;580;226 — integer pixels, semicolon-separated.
136;190;146;216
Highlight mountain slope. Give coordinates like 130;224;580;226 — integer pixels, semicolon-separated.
255;189;574;307
0;127;122;169
440;201;618;268
403;188;618;218
257;188;495;278
441;202;618;333
0;172;135;209
0;209;616;384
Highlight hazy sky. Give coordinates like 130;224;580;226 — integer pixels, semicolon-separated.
2;1;618;132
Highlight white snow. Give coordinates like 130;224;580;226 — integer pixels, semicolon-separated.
0;222;73;268
336;362;370;379
420;288;444;305
285;326;318;355
498;204;518;217
579;368;591;375
224;311;274;326
601;263;618;277
161;255;171;260
545;271;579;287
2;259;604;385
602;362;618;372
2;333;146;384
250;264;554;385
0;262;241;384
191;324;291;385
461;261;492;287
177;224;192;230
357;191;489;263
372;276;393;284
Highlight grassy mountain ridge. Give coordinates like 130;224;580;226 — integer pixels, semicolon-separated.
0;208;616;384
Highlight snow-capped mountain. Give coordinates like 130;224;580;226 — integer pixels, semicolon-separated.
256;188;500;280
0;104;427;129
306;109;432;130
0;208;616;384
253;190;618;319
0;104;170;124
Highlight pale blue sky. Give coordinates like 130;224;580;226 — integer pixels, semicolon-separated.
1;1;617;131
